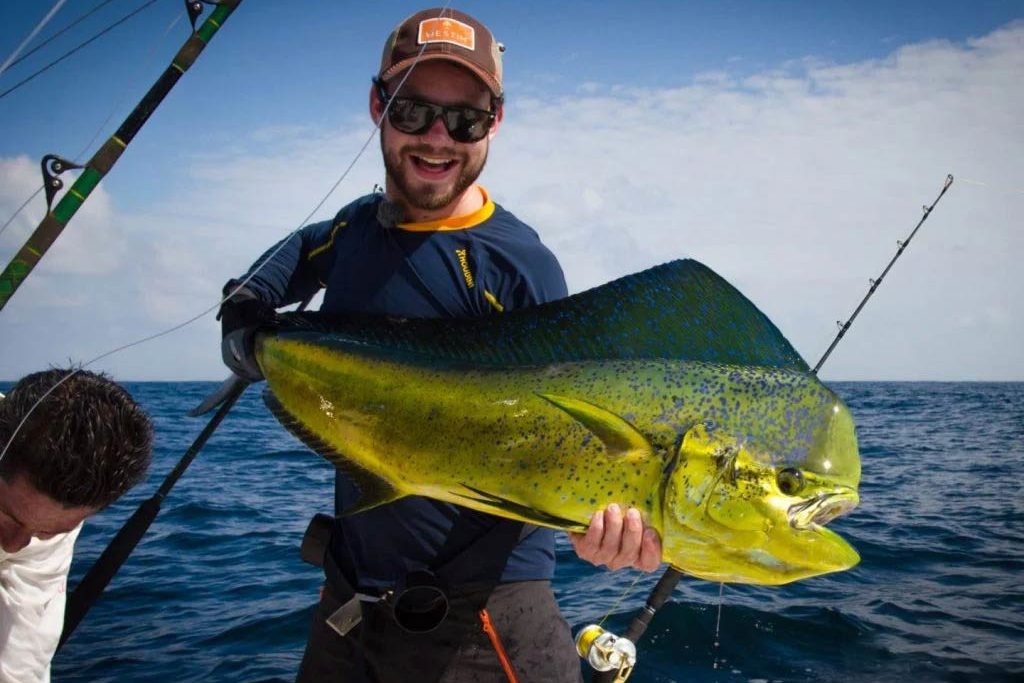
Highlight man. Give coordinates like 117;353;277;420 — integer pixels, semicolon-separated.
219;8;660;681
0;368;153;683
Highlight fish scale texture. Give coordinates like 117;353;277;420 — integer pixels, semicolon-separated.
258;260;860;585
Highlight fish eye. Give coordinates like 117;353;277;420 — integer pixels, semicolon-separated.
776;467;805;496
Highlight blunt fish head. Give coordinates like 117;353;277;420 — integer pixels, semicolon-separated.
661;372;860;585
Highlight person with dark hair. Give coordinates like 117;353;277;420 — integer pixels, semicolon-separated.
0;368;153;683
219;7;661;682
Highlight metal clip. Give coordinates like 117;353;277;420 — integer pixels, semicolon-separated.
40;154;83;209
325;596;362;637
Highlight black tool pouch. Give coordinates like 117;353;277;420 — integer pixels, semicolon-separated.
301;511;538;636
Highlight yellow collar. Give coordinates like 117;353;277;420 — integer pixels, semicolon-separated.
395;186;495;232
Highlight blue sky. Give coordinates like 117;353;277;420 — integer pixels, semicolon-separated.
1;0;1022;381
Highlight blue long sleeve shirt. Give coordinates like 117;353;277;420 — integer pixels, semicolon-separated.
235;187;568;588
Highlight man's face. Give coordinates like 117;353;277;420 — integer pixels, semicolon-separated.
0;471;96;553
372;60;500;220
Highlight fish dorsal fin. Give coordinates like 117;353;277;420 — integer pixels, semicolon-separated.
270;259;807;371
262;389;402;514
538;393;653;459
530;259;808;369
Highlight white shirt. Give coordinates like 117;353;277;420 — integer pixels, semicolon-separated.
0;523;81;683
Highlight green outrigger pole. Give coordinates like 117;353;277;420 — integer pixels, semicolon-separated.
0;0;244;313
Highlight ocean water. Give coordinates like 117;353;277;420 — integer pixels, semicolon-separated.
21;381;1022;682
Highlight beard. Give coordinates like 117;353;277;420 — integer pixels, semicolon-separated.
380;131;488;215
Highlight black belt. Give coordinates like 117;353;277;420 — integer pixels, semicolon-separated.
301;512;538;634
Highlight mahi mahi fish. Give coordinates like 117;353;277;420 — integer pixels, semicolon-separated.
256;259;860;585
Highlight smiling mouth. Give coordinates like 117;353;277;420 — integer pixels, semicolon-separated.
411;154;456;174
787;489;858;530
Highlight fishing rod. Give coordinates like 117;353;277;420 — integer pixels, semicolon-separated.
814;174;954;373
58;375;249;650
586;174;956;683
0;0;244;314
1;7;188;244
51;0;456;645
57;283;315;648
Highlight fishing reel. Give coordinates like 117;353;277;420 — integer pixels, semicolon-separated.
575;624;637;682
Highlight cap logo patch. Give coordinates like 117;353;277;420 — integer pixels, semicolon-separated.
418;18;475;50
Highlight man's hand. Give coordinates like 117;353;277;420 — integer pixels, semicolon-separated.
568;504;662;572
218;283;275;382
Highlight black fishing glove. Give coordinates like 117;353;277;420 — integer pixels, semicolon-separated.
218;282;276;382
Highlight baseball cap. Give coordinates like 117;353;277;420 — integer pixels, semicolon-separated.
378;8;504;100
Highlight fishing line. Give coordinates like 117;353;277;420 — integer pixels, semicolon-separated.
0;368;86;465
590;173;957;683
20;0;469;648
4;0;121;72
0;0;160;102
2;3;453;465
223;2;455;301
958;177;1024;195
711;582;725;670
0;1;246;311
0;188;44;243
0;0;69;79
597;572;644;629
0;8;186;244
75;9;188;161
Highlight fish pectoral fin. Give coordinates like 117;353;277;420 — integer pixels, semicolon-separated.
680;422;739;460
262;389;402;514
675;422;743;512
684;421;724;458
538;393;652;459
455;484;587;532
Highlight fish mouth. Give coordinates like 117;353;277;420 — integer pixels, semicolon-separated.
787;489;859;530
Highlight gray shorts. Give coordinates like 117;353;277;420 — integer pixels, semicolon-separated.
295;580;584;683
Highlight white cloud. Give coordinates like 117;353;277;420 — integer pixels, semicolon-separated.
0;156;125;277
489;22;1024;380
2;23;1022;381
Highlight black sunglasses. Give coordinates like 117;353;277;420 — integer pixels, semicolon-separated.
374;78;496;144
